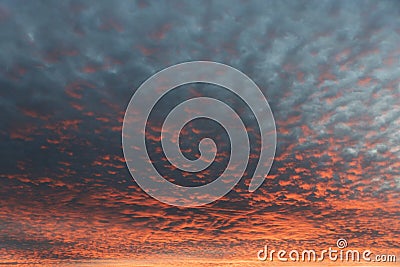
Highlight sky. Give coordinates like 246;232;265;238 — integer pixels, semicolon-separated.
0;0;399;265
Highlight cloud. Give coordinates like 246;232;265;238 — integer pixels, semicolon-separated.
0;0;399;264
